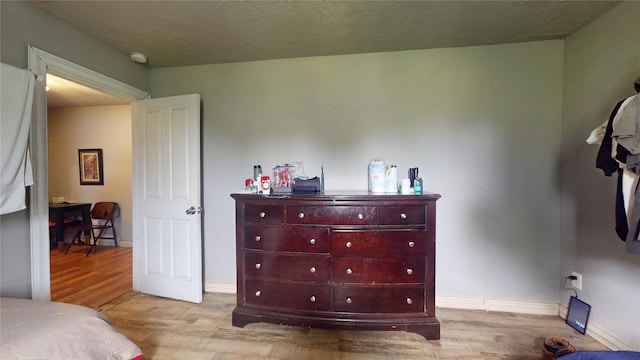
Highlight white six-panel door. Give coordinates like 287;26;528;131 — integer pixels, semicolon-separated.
132;94;202;303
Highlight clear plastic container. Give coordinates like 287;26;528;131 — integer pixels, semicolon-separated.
369;160;386;193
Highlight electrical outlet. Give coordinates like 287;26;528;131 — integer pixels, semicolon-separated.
572;271;583;290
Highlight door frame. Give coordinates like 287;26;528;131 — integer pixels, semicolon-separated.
28;46;149;300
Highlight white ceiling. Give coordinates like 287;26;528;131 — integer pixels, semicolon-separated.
33;0;620;107
46;74;131;108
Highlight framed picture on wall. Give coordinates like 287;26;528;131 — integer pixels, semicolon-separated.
78;148;104;185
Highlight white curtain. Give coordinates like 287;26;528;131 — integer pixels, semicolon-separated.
0;63;35;215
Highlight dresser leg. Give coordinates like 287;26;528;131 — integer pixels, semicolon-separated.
406;321;441;341
232;308;259;328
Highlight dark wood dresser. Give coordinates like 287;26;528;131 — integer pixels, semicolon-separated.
230;191;441;340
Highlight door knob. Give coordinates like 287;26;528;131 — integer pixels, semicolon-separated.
185;206;201;215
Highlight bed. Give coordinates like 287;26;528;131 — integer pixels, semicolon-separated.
1;297;143;360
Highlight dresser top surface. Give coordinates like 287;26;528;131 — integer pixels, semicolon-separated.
231;190;441;202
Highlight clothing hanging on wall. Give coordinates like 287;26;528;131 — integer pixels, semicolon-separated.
589;98;632;241
589;77;640;254
615;94;640;254
0;62;36;215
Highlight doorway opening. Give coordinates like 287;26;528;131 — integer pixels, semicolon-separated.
46;73;134;308
28;45;149;301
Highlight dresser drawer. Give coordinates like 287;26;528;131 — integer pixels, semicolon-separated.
331;230;427;257
287;205;377;225
245;204;284;224
245;252;330;282
333;286;425;313
245;225;329;253
332;258;425;284
379;206;425;225
245;279;331;311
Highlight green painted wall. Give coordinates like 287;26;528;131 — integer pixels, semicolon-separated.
150;40;565;303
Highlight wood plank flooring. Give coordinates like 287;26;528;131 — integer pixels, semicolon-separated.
99;292;608;360
52;247;608;359
50;244;132;309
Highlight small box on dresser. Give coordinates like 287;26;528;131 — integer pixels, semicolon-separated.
230;191;441;340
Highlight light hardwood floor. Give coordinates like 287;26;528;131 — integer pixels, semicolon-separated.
98;293;608;359
52;246;608;359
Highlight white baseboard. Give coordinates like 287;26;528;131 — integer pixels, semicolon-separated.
204;281;236;294
72;240;132;247
436;294;559;315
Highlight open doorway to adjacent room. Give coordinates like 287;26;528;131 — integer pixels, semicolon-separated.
47;73;134;309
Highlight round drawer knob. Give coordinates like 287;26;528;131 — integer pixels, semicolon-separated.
255;235;261;242
309;238;316;245
408;241;415;248
346;268;353;275
346;241;352;248
310;266;316;273
259;211;266;218
255;290;261;297
400;213;407;219
346;297;353;304
406;297;413;305
406;268;413;275
255;263;261;269
298;212;305;219
310;295;316;303
357;213;364;220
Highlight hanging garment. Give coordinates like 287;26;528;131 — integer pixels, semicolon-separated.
595;100;626;176
615;168;630;241
589;95;640;246
614;94;640;254
591;99;630;241
0;63;35;215
612;94;640;154
624;181;640;254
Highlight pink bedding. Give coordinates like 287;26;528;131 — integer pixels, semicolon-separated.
1;297;142;360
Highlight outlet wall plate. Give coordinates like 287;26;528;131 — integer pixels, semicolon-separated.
572;271;583;290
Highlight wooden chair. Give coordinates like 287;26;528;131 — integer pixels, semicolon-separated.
65;202;119;256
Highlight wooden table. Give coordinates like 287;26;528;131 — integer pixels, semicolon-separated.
49;202;91;247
